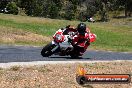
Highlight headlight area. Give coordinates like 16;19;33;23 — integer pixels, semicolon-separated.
54;34;64;43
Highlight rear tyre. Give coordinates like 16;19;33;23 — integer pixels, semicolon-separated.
41;42;55;57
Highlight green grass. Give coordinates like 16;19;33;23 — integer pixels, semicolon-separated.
0;18;57;36
0;14;132;52
89;22;132;52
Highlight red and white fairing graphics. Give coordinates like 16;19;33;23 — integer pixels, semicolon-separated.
53;32;64;43
53;29;64;43
86;27;96;42
89;33;96;43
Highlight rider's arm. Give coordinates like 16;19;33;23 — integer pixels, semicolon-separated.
63;25;77;35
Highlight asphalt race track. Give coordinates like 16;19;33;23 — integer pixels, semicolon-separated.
0;45;132;63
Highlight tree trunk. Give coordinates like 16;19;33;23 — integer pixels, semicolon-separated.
125;0;129;17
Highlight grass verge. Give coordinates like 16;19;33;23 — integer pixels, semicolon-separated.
0;14;132;52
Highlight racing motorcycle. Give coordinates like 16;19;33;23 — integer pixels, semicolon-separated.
41;28;96;58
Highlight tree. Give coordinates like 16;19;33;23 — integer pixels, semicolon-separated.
64;1;76;20
48;1;59;18
85;0;98;17
109;0;132;17
0;0;9;9
125;0;132;17
6;2;18;15
95;0;110;21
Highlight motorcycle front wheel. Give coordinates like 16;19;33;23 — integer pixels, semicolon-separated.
41;42;56;57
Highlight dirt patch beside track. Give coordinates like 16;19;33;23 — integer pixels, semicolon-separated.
0;61;131;88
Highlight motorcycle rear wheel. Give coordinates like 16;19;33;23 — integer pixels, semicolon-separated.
41;42;55;57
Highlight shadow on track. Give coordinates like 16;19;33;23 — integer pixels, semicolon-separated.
49;56;91;60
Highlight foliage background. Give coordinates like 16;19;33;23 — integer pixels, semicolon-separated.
0;0;132;21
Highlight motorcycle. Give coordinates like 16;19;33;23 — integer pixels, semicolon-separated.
41;28;96;58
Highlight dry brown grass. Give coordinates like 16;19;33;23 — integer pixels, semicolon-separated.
0;61;131;88
0;26;52;45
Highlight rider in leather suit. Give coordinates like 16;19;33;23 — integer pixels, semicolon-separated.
62;23;91;56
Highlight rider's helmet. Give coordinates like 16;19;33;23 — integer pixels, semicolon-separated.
77;23;86;35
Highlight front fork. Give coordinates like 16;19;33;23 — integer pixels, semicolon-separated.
51;41;60;53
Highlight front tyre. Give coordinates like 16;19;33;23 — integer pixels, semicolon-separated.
41;42;55;57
